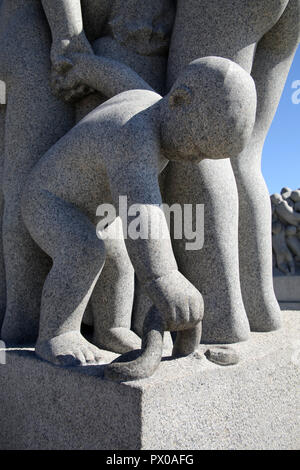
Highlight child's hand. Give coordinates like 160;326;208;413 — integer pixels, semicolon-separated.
145;271;204;332
50;32;94;102
50;59;93;103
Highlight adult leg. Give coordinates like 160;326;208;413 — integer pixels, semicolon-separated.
231;0;300;331
1;4;74;344
164;160;250;344
22;186;105;366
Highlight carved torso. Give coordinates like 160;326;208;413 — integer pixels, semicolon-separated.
81;0;175;57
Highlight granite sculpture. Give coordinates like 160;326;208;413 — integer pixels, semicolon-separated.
0;79;5;329
0;0;299;382
271;187;300;274
0;0;74;344
0;0;175;354
21;52;256;377
158;0;300;341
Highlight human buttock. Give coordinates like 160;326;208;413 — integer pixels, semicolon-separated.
168;0;290;78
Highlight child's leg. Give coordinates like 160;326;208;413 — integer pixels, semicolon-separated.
91;217;141;354
22;186;105;366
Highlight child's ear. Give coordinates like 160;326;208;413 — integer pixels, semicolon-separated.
168;85;193;109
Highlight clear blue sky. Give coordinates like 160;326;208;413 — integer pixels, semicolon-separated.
262;46;300;195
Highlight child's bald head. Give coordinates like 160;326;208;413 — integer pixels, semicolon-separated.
160;56;257;162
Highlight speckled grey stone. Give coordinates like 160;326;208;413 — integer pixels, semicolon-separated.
272;220;295;275
272;190;300;267
0;0;74;344
1;0;299;377
75;1;174;355
274;268;300;304
204;346;239;366
164;0;300;340
0;311;298;450
21;54;255;378
0;80;5;104
0;0;176;354
0;81;5;328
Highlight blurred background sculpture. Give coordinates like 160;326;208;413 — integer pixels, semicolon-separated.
271;187;300;275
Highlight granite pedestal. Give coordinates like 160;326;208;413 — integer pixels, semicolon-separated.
0;311;299;450
274;269;300;310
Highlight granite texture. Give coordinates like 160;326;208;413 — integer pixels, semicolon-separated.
162;0;300;342
21;54;256;379
0;0;299;382
77;1;174;355
271;187;300;275
59;0;175;356
0;83;5;328
274;268;300;305
0;80;5;104
0;311;298;450
0;0;74;344
0;0;177;355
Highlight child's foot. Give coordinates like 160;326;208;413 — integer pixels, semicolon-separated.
36;331;104;366
93;327;141;354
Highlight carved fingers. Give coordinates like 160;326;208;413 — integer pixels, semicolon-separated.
50;33;94;102
145;271;204;332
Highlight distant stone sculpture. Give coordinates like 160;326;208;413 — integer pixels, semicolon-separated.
0;0;74;344
271;187;300;275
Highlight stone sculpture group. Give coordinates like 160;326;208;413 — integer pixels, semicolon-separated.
272;187;300;275
0;0;299;381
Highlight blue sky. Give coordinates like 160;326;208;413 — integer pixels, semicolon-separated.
262;46;300;195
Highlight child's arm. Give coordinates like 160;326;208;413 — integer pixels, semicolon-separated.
107;146;203;332
42;0;84;39
55;53;154;99
42;0;93;71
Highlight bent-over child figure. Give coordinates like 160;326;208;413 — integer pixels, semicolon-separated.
21;53;256;375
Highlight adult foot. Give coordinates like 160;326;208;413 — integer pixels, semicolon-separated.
245;296;282;332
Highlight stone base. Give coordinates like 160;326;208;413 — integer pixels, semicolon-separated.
279;301;300;310
273;270;300;309
0;312;299;450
